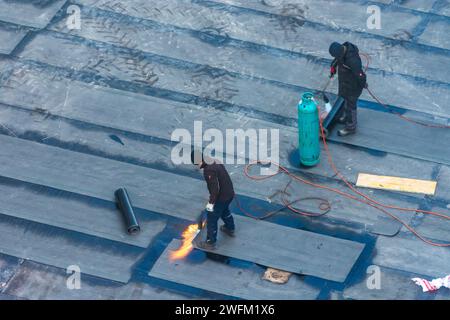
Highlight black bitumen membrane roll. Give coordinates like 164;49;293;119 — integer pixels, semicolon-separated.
115;187;140;235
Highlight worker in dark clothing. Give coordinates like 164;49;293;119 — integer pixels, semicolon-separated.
329;42;368;136
191;150;235;250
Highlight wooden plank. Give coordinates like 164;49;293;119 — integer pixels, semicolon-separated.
356;173;437;195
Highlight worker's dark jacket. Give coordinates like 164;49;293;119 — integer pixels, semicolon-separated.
202;162;235;204
331;42;367;98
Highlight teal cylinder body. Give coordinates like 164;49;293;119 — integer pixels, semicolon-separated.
298;92;320;166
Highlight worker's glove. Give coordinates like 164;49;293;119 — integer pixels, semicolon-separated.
205;203;214;212
329;66;336;78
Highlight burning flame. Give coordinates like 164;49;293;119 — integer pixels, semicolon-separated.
169;223;201;261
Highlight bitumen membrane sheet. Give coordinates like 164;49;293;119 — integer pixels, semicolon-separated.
373;232;450;279
0;59;440;186
0;214;145;283
4;259;195;300
0;23;28;55
0;133;207;221
342;265;434;300
0;176;167;247
0;0;448;300
193;215;365;282
0;0;66;28
149;240;321;300
71;0;450;118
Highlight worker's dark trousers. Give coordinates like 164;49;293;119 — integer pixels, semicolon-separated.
206;198;235;244
343;95;358;131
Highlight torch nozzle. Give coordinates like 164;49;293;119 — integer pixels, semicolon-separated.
197;211;206;230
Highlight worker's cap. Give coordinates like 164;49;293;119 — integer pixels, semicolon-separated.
190;148;204;165
329;42;344;59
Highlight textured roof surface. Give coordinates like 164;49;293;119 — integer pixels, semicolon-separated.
0;0;449;300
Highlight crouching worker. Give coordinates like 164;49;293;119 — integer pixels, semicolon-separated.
329;41;368;136
191;150;235;250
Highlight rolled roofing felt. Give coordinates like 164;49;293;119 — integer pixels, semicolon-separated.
115;188;140;235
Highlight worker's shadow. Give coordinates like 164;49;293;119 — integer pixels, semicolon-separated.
186;248;230;265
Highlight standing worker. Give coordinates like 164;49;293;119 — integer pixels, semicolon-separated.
329;42;368;136
191;150;236;250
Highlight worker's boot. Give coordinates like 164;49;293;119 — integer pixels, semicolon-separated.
220;225;235;237
195;240;216;250
338;128;356;137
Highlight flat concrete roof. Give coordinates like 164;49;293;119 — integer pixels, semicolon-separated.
0;0;448;300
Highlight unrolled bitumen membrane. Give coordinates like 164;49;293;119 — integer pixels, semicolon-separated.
0;176;165;248
0;214;144;283
149;239;321;300
0;23;28;55
0;132;420;235
68;0;450;117
193;215;366;282
0;0;66;28
0;82;438;187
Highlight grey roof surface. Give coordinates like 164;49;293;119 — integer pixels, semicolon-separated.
0;0;449;300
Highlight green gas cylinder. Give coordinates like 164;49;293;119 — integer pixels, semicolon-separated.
298;92;320;166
